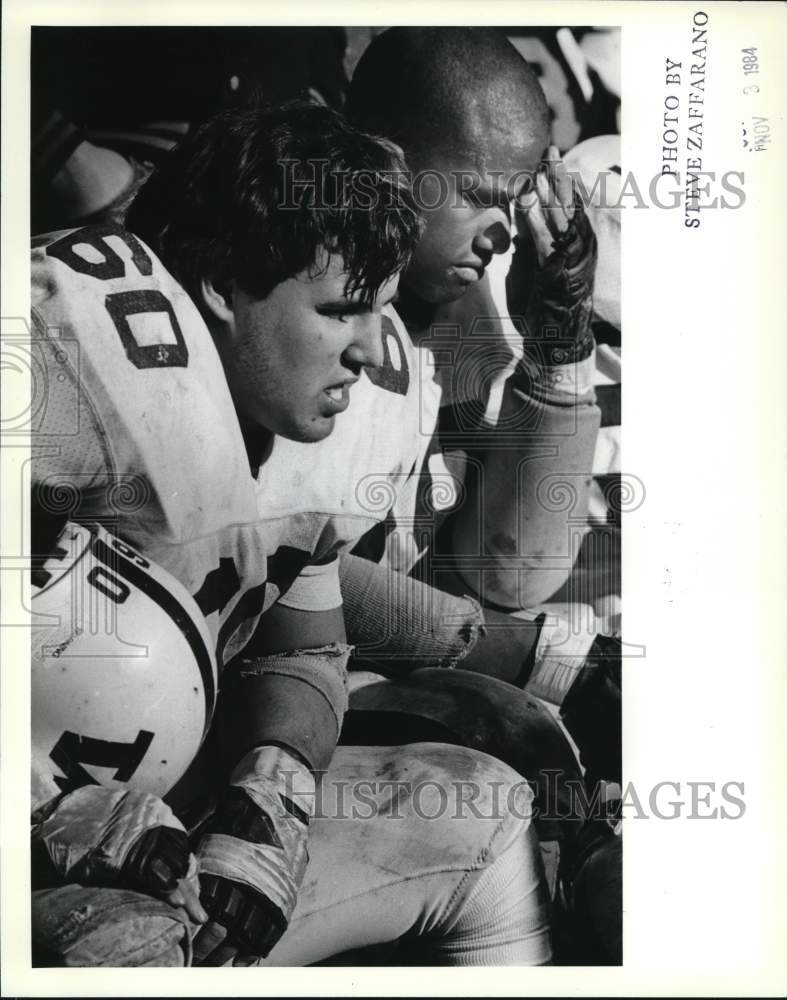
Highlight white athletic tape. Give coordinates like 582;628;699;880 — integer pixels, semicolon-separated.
524;616;596;705
35;786;186;882
197;746;314;922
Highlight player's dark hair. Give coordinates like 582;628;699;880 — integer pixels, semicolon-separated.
126;102;421;305
345;28;549;170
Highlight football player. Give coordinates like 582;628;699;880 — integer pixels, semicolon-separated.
288;28;620;790
344;27;602;608
340;29;622;961
30;102;553;966
200;28;620;956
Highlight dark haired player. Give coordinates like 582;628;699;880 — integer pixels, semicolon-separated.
31;103;552;966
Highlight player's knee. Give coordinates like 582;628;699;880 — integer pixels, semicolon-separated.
440;820;553;965
403;748;552;966
348;669;584;840
32;885;192;967
404;742;535;862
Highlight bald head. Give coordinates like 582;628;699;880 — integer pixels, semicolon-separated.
345;27;549;172
347;29;551;307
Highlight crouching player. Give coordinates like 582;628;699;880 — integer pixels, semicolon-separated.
30;103;552;966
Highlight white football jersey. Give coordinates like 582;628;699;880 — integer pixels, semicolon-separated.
32;226;319;665
366;288;508;578
31;225;429;664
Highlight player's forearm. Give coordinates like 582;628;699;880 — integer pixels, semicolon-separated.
214;601;351;774
440;182;601;609
340;554;540;687
445;386;600;609
340;552;484;673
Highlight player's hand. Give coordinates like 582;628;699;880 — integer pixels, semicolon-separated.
193;745;314;965
122;824;208;926
33;784;208;929
515;144;597;303
511;144;598;367
560;633;622;784
192;875;285;966
162;874;208;927
517;145;577;267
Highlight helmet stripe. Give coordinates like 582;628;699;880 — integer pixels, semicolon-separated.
91;534;216;738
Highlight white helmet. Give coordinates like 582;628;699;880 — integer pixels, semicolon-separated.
32;521;217;803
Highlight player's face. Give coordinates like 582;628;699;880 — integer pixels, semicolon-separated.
403;143;544;304
223;253;399;442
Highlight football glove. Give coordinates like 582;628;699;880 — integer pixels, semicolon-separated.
194;744;314;962
32;784;195;897
523;619;621;784
512;147;598;377
560;633;622;784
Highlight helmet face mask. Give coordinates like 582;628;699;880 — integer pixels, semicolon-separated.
32;521;217;805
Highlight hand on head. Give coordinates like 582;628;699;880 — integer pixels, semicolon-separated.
516;145;578;267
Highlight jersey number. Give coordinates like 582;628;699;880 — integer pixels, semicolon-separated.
366;315;410;396
46;225;188;369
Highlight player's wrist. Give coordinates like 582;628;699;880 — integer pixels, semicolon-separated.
523;616;598;706
228;744;316;819
534;347;597;402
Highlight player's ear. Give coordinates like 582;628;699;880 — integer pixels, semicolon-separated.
200;275;235;327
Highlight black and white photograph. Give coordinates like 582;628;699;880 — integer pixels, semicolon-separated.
2;1;786;995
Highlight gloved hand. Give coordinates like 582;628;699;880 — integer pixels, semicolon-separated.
193;744;315;966
31;784;207;925
512;145;598;379
559;633;622;784
522;620;621;785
